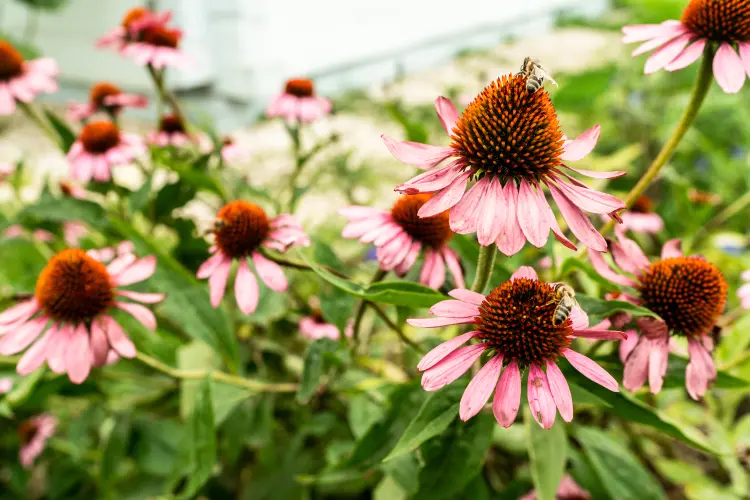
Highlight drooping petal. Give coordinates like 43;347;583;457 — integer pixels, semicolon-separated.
417;331;478;371
661;239;683;259
476;178;505;246
116;302;157;331
112;256;157;286
66;324;92;384
395;159;464;194
713;43;746;94
0;317;48;355
588;249;637;286
460;353;504;421
548;184;607;252
552;176;625;214
517;180;549;248
623;21;686;44
442;248;465;289
619;330;640;362
563;349;619;392
493;358;521;427
545;360;573;422
103;316;136;358
208;256;232;306
573;329;628;340
0;299;40;325
418;171;470;217
45;326;67;374
644;33;694;74
381;135;454;169
511;266;538;281
196;252;224;279
449;176;487;235
496;181;526;256
421;344;487;391
448;288;486;306
252;252;288;292
90;319;110;366
648;334;670;394
429;299;480;319
665;39;706;71
435;96;460;134
407;316;476;328
527;364;557;429
560;125;600;162
535;186;577;251
234;259;259;314
16;328;53;375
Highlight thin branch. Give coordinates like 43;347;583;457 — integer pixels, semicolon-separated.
368;301;424;354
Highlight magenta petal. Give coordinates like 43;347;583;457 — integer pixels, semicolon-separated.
116;301;157;331
460;354;504;421
381;135;453;169
510;266;538;281
429;299;480;318
545;360;573;422
570;306;590;330
396;160;464;194
196;252;225;280
208;256;232;307
116;290;165;304
563;349;619;392
252;252;288;292
573;329;628;340
619;330;640;363
492;358;521;427
644;33;694;74
648;335;669;394
66;324;92;384
90;319;110;366
0;317;47;355
552;176;625;214
476;178;505;246
103;316;136;358
407;316;476;328
112;255;156;286
588;249;637;287
418;171;470;217
496;182;525;256
560;125;600;161
549;185;607;252
450;177;486;235
527;364;557;429
517;180;549;247
417;331;478;371
442;248;465;289
421;344;486;391
235;259;259;315
713;43;746;94
0;299;40;325
666;39;706;71
623;21;686;44
434;96;459;134
16;329;53;375
45;326;67;374
562;165;626;179
448;288;486;306
739;42;750;76
661;239;683;259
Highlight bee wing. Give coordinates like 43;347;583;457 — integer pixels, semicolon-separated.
537;67;558;87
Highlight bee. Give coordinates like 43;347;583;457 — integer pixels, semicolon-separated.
202;218;227;236
548;283;577;326
515;57;558;93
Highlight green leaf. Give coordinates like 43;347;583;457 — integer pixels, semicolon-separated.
172;378;217;499
129;178;152;214
320;286;356;334
577;427;666;500
412;412;494;500
109;219;240;370
564;368;717;453
153;181;197;221
99;415;130;496
19;196;107;227
296;338;340;404
380;454;419;496
0;238;46;291
43;108;76;151
576;295;661;325
383;384;462;462
527;413;568;500
299;251;445;308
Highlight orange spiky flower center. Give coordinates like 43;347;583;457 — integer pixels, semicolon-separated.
159;114;186;134
214;201;270;258
80;121;120;154
390;194;453;248
284;78;315;98
0;40;24;81
476;278;572;367
121;7;150;29
90;82;122;108
142;25;181;48
637;257;727;337
682;0;750;43
451;74;564;183
35;249;114;324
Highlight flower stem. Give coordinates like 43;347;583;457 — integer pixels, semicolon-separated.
134;352;298;393
471;244;496;293
598;45;715;239
351;269;388;352
146;64;188;129
17;102;62;149
368;301;424;354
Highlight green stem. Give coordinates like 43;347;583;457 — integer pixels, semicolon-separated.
18;102;62;149
351;269;387;352
368;301;424;354
146;64;187;129
691;189;750;249
471;245;497;293
260;249;349;279
719;348;750;371
134;352;298;393
597;45;714;240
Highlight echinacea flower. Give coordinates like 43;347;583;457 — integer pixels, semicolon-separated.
67;81;148;121
266;78;332;123
63;221;88;247
589;231;727;399
340;194;464;289
519;475;591;500
67;121;145;183
197;201;310;315
385;82;625;256
59;180;87;199
622;0;750;93
739;270;750;309
617;195;664;234
199;135;248;163
0;40;58;116
409;267;623;429
19;414;56;468
97;7;171;51
4;225;54;242
0;247;164;383
148;114;191;147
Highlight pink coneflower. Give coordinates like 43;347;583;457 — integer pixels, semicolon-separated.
59;180;88;199
63;221;88;247
519;475;592;500
87;240;135;264
0;247;164;384
340;194;465;289
67;81;148;121
148;114;191;147
385;80;625;256
19;414;56;468
121;23;191;69
67;121;145;183
589;231;727;399
622;0;750;94
266;78;332;123
739;270;750;309
0;40;58;116
199;135;248;163
4;225;55;242
197;201;310;315
617;195;664;234
97;7;171;51
409;267;623;429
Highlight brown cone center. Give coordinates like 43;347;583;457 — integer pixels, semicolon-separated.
284;78;315;98
214;201;270;258
682;0;750;43
0;41;24;81
80;121;120;154
390;194;453;248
